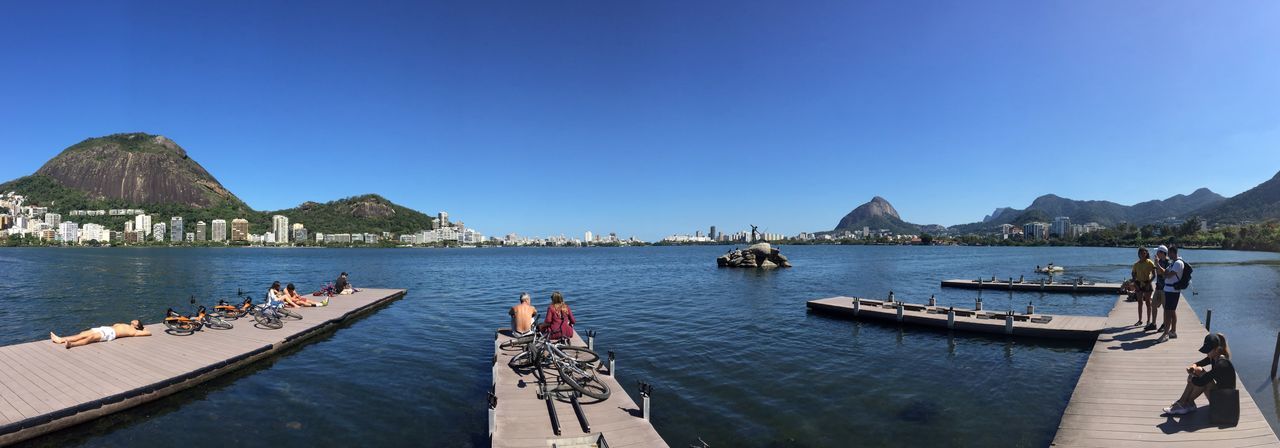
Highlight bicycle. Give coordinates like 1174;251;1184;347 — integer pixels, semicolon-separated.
251;292;302;330
165;297;233;334
214;297;254;320
508;329;609;400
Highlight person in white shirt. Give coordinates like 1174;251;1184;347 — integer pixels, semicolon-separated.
1157;245;1187;342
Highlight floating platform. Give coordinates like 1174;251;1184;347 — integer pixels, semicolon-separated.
806;296;1108;340
1052;296;1280;447
0;288;407;446
491;329;667;448
942;278;1123;294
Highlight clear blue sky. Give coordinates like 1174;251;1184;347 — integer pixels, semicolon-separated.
2;1;1278;240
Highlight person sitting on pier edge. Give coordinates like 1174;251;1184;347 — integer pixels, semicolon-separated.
508;292;538;337
334;272;355;295
1149;245;1171;332
1157;245;1188;342
1162;332;1234;416
50;320;150;349
284;283;327;307
541;291;576;342
1131;247;1156;328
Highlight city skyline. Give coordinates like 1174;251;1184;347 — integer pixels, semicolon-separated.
1;2;1278;240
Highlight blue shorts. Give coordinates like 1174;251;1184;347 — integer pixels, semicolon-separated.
1163;291;1181;311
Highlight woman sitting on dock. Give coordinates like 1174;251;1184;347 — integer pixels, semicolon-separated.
541;291;576;342
1162;332;1234;416
284;283;326;307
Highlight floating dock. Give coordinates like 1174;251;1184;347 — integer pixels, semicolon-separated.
1052;295;1280;447
942;278;1123;294
806;296;1108;340
0;288;406;446
491;329;667;448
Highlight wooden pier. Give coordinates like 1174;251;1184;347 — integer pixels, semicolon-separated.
806;296;1108;340
1052;295;1280;447
0;288;406;446
491;329;667;448
942;278;1123;294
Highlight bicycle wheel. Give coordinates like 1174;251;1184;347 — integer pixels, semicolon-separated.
253;309;281;329
508;350;538;370
552;346;599;365
558;362;611;400
206;316;233;330
279;308;302;320
165;320;196;335
499;334;535;351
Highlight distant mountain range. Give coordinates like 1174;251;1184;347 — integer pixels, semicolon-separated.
0;133;436;234
832;169;1280;235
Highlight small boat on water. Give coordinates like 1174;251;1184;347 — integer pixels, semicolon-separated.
1035;264;1065;274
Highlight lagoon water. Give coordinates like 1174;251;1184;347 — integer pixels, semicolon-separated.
2;245;1278;447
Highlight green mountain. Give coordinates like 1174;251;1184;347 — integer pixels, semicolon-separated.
832;196;922;235
0;133;436;237
1199;170;1280;224
952;188;1225;232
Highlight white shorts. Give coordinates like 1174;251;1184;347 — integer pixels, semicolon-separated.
94;326;117;342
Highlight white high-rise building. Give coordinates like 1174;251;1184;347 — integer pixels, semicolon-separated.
45;213;61;228
153;223;167;242
58;221;79;243
169;217;184;242
135;214;153;237
194;221;207;241
211;219;227;242
80;223;107;243
272;215;290;244
584;231;593;243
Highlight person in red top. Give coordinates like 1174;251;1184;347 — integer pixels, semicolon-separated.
542;291;576;342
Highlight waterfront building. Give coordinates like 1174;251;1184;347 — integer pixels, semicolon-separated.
58;221;79;243
80;223;107;243
1022;222;1050;240
194;221;207;241
585;231;593;243
0;215;11;230
153;223;167;242
709;226;717;241
271;215;289;244
211;219;227;242
169;217;184;243
185;232;195;242
40;228;56;241
314;232;325;244
438;211;449;228
124;230;140;244
231;219;249;242
134;214;152;237
44;213;61;228
292;223;307;243
1052;217;1071;238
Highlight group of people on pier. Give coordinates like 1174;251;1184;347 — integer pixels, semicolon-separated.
1129;246;1236;418
48;272;358;349
508;291;576;342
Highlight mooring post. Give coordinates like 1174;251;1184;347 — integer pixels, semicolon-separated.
586;330;596;351
947;309;955;329
487;389;497;440
1205;309;1212;332
638;381;653;421
1271;331;1280;380
975;298;983;311
853;297;860;315
928;294;936;307
896;303;904;322
607;351;616;376
1026;302;1035;315
888;290;895;304
1005;315;1014;335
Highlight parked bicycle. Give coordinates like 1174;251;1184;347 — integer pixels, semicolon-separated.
507;329;609;400
214;297;254;320
250;288;301;330
165;297;233;334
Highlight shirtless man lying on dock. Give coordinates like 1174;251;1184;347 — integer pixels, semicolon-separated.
50;320;150;349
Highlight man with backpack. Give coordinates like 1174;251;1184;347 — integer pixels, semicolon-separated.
1157;245;1193;343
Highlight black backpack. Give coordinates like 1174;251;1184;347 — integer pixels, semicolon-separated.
1173;260;1193;290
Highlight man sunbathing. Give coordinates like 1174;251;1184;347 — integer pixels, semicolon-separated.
284;283;327;307
50;320;150;349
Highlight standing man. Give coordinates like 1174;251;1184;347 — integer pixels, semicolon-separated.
508;292;538;336
1158;245;1187;342
1147;245;1171;332
1131;247;1156;327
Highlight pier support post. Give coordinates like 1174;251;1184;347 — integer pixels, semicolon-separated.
975;298;983;311
607;351;615;376
487;390;497;441
1005;315;1014;335
947;310;955;329
586;330;596;351
896;304;904;322
638;381;653;421
1205;310;1212;332
853;298;860;315
1271;331;1280;380
978;278;983;290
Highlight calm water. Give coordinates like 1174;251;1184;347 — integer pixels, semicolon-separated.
2;246;1278;447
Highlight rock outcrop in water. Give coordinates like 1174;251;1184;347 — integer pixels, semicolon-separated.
717;242;792;268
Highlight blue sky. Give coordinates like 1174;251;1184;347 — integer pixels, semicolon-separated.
1;1;1278;239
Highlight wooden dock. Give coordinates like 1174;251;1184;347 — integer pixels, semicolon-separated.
806;296;1108;340
1052;295;1280;447
942;278;1123;294
0;288;406;446
491;329;667;448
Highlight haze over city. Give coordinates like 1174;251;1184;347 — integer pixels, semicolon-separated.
2;2;1278;239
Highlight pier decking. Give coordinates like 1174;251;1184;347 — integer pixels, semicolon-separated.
942;278;1123;294
491;329;667;448
0;288;406;446
1052;296;1280;447
806;296;1108;340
